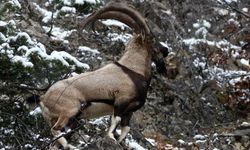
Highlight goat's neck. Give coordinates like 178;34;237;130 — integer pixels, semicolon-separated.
118;36;152;80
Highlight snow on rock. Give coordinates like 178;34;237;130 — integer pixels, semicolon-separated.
195;27;209;39
240;122;250;127
63;0;72;5
0;21;8;27
183;38;241;52
89;116;110;125
240;58;249;66
29;107;42;116
203;20;211;29
195;139;207;144
0;32;7;42
193;20;211;29
108;32;132;43
33;3;54;23
193;134;206;140
206;66;248;81
228;18;240;28
145;138;156;146
60;6;76;13
225;0;238;3
79;46;100;54
63;0;99;5
101;19;129;30
125;138;146;150
216;0;238;3
216;8;229;16
178;139;186;145
160;41;172;51
193;57;206;69
43;26;75;43
84;0;100;4
9;0;21;8
242;8;248;12
75;0;85;4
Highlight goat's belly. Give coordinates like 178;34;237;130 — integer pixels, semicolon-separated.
80;102;113;119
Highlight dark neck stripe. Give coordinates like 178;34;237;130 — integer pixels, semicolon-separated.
114;62;148;82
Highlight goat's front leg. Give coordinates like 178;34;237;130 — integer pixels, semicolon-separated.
118;112;132;142
107;114;121;141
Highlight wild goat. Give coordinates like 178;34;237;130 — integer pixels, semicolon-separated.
32;2;167;149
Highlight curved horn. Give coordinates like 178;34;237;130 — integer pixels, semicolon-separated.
82;2;150;36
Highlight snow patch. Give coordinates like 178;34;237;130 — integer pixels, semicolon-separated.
145;138;156;146
50;51;90;69
84;0;99;4
125;138;146;150
195;27;209;39
60;6;76;13
193;57;206;69
178;139;185;144
0;21;8;26
217;0;238;3
11;56;34;67
228;18;240;27
10;0;21;8
11;32;34;45
240;122;250;127
193;134;206;140
33;3;54;23
29;107;42;116
0;33;7;42
160;41;172;51
43;26;75;43
216;8;229;16
63;0;72;5
79;46;100;54
242;8;248;12
101;19;129;30
240;58;249;66
183;38;241;52
89;116;109;125
193;20;211;29
108;33;132;43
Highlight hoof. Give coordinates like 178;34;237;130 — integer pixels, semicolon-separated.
107;133;117;141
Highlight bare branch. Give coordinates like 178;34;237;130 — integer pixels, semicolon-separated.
219;0;250;19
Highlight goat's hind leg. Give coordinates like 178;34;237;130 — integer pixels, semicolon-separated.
51;115;77;150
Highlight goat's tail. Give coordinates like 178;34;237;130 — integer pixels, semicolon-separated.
26;95;41;105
